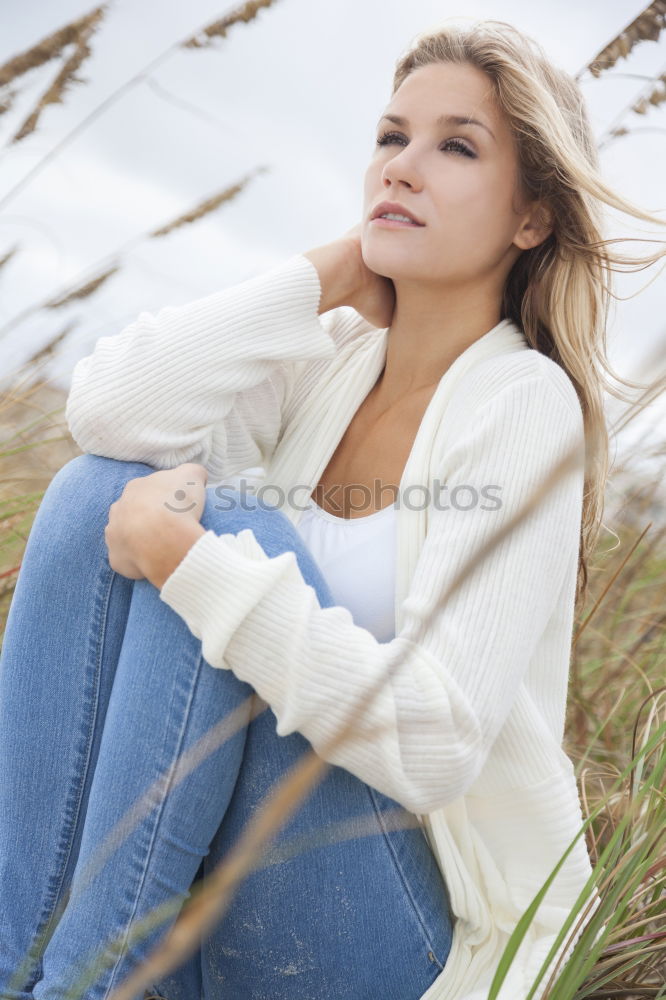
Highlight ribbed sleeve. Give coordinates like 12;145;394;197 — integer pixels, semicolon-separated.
159;374;585;816
64;254;369;480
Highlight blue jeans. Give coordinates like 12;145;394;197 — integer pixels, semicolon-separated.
0;453;454;1000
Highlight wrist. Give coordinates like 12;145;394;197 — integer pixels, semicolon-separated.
303;239;361;314
144;518;207;591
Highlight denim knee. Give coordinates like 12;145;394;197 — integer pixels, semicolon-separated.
201;485;335;607
47;452;156;504
36;453;158;547
200;486;301;559
42;462;330;600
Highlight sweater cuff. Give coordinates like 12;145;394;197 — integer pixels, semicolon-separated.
158;527;302;668
254;252;339;360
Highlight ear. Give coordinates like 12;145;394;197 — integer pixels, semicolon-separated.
513;201;554;251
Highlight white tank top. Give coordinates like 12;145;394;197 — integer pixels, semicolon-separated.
296;496;398;643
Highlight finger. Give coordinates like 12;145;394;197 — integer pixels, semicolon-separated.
180;461;208;483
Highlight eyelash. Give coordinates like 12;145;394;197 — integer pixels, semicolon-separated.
376;130;477;159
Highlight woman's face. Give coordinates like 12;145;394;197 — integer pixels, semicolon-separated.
362;61;534;286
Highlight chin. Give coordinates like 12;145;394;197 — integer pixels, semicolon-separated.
362;243;417;281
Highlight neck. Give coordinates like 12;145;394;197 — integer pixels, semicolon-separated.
374;280;505;407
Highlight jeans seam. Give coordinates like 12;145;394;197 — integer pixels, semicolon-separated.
104;650;205;998
366;786;446;972
29;565;115;991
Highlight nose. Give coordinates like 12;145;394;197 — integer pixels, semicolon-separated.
381;143;424;191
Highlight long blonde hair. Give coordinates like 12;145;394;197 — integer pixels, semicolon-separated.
390;18;666;614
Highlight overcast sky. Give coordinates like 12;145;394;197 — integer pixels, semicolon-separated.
0;0;664;473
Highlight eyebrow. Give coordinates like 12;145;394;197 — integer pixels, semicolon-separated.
377;112;496;142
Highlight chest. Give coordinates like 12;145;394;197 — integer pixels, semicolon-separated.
310;383;438;518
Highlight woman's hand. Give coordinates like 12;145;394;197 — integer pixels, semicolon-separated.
303;224;396;329
342;221;396;329
105;462;208;588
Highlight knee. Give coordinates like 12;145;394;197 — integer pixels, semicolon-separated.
200;486;334;606
43;453;158;521
199;486;297;559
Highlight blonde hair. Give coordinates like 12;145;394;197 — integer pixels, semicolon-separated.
390;18;666;614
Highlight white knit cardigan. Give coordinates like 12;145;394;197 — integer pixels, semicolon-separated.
65;253;601;1000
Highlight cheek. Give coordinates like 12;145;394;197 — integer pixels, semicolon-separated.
427;177;486;236
363;163;380;195
453;173;512;229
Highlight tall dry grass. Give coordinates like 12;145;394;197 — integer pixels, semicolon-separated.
576;0;666;79
0;0;280;214
0;4;109;143
0;346;664;1000
0;172;268;340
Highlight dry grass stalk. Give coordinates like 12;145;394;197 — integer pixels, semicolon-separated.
0;244;19;273
92;751;334;1000
149;170;267;237
182;0;280;50
579;1;666;79
0;172;256;340
572;521;653;649
0;5;108;137
598;72;666;143
631;69;666;113
12;16;106;144
24;321;79;366
0;0;283;216
0;690;268;997
45;266;121;309
600;66;666;145
572;702;666;997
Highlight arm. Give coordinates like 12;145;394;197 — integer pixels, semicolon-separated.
158;370;585;815
64;252;374;480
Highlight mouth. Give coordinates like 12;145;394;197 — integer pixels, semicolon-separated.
371;217;423;229
370;202;425;226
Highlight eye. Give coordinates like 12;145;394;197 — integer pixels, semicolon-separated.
375;130;476;159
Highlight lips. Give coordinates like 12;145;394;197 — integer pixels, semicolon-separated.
371;201;425;226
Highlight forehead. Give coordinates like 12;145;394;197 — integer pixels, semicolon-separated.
386;61;501;128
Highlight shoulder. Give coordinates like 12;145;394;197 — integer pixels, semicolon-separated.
456;347;583;428
436;347;585;473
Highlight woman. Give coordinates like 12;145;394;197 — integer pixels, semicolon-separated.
1;18;663;1000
